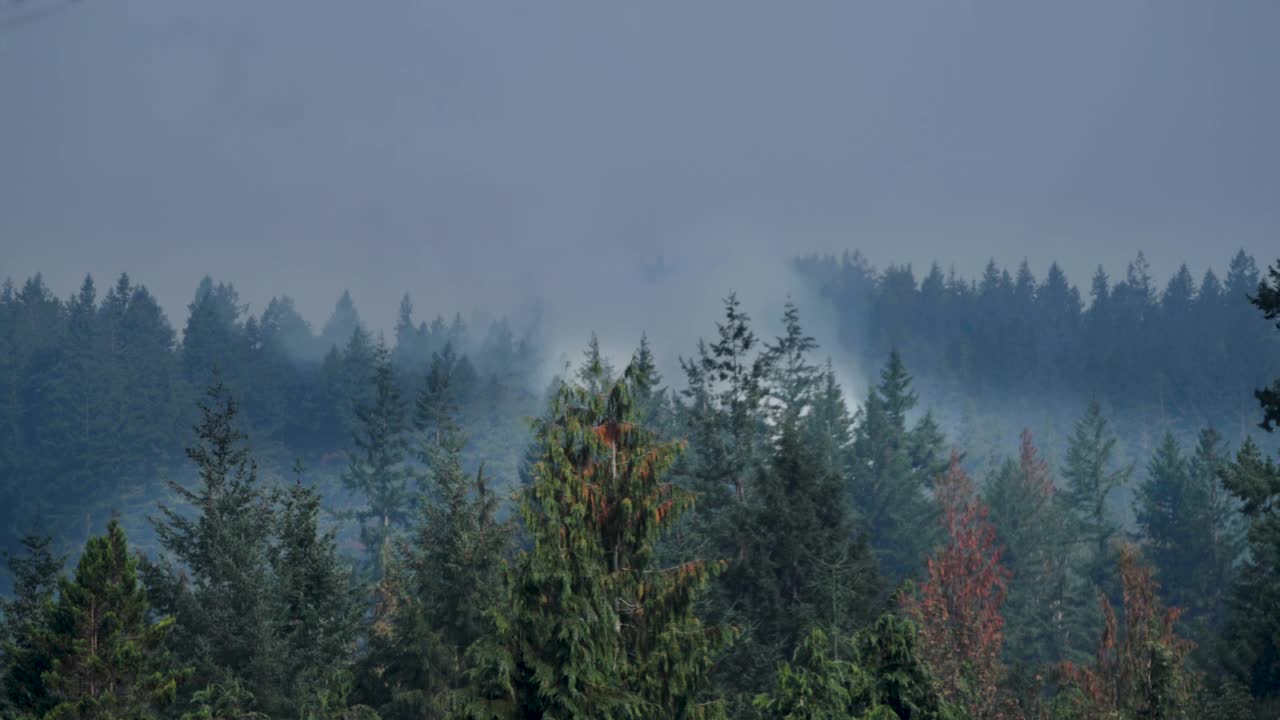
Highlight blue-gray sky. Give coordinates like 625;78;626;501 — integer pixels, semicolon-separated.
2;0;1278;369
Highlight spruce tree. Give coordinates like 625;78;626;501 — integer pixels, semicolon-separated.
982;431;1072;676
1135;429;1243;664
1060;400;1131;656
458;358;730;720
358;358;510;720
1251;259;1280;431
147;379;280;714
754;615;964;720
848;351;948;588
275;465;362;711
42;520;187;720
342;342;413;576
1;532;65;716
1219;437;1280;701
709;304;878;713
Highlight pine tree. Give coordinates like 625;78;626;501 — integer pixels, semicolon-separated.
983;431;1072;676
709;305;878;712
1251;259;1280;431
342;342;413;576
904;454;1013;718
754;615;964;720
275;465;362;710
848;351;948;588
1219;437;1280;701
147;379;280;714
42;520;187;720
1060;400;1131;654
1;532;65;717
358;366;511;720
458;359;730;720
1135;429;1243;664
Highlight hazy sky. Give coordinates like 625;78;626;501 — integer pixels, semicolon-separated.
3;0;1278;369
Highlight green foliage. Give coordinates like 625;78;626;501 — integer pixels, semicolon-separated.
755;617;966;720
1134;429;1242;667
42;520;187;720
1;533;65;716
848;351;948;589
1058;400;1131;659
342;341;414;576
148;381;360;718
983;431;1073;676
457;356;730;720
356;349;511;720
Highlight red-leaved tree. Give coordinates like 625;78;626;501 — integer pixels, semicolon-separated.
904;451;1015;719
1057;545;1197;719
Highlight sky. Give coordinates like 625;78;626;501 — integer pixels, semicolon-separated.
2;0;1278;376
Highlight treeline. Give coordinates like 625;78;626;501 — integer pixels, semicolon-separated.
796;248;1280;466
0;274;541;561
0;259;1278;719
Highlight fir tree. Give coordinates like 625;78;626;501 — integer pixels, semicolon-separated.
983;431;1072;676
42;520;187;720
1060;400;1131;654
1135;429;1243;664
458;359;730;719
275;464;362;710
1;532;65;716
358;375;510;720
754;615;964;720
147;379;280;714
848;351;948;588
342;342;413;576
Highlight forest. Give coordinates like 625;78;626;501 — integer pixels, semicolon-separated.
1;249;1279;720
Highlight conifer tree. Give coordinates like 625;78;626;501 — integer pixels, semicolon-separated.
358;358;510;720
275;465;362;710
1056;546;1198;719
848;351;948;588
1219;437;1280;701
147;379;280;714
343;342;413;575
983;431;1072;674
42;520;186;720
1251;259;1280;431
904;454;1013;718
754;615;964;720
458;358;730;720
1135;429;1242;661
709;305;878;712
1060;400;1131;654
1;532;65;717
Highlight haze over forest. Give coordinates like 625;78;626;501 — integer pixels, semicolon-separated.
2;2;1280;719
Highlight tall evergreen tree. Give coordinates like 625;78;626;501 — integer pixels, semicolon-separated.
275;466;362;711
1135;429;1243;664
848;351;947;588
1060;400;1131;654
1;532;65;717
983;431;1073;675
147;380;281;715
342;342;413;575
459;359;730;720
42;521;186;720
754;615;964;720
359;383;510;719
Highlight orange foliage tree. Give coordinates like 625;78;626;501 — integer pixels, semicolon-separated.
1056;545;1197;719
903;451;1015;719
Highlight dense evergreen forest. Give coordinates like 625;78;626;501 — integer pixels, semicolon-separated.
1;250;1279;718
